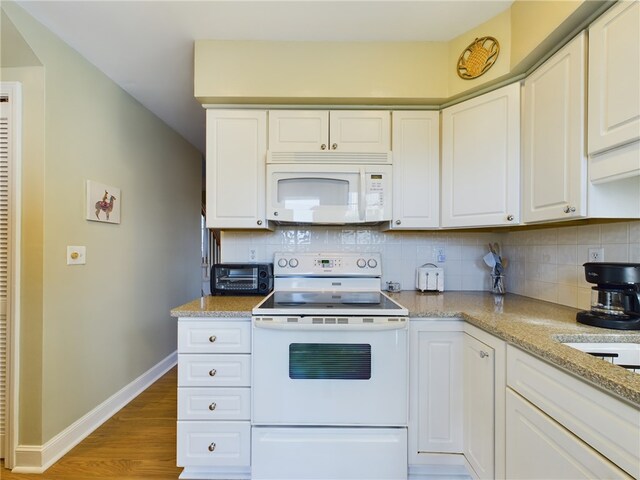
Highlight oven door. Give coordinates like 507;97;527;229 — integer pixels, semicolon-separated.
251;319;408;426
266;164;392;224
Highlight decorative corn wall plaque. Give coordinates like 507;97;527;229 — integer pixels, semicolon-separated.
457;36;500;80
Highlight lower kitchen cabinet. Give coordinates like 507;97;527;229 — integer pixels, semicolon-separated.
176;318;251;480
463;324;506;480
506;390;631;479
507;345;640;479
409;320;465;474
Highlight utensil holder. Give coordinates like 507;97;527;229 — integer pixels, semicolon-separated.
491;274;505;295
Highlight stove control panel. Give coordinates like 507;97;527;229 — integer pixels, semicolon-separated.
273;252;382;277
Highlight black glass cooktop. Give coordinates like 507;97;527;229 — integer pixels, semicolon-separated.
257;291;404;311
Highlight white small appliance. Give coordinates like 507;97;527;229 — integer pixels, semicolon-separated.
265;152;393;224
416;263;444;292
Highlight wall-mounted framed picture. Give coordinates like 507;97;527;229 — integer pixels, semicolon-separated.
86;180;121;224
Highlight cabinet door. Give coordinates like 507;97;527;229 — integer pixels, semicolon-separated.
268;110;329;152
390;111;439;229
463;334;495;479
441;83;520;227
588;0;640;157
329;111;391;153
506;390;632;479
409;328;463;459
523;33;587;223
206;110;268;229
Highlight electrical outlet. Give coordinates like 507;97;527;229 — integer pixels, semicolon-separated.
588;247;604;262
433;246;446;263
249;249;256;261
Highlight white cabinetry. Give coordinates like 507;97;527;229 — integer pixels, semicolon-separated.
177;318;251;480
389;111;439;229
205;110;269;229
588;0;640;172
441;83;521;228
507;345;639;479
409;320;465;473
268;110;390;153
522;32;587;223
506;389;631;479
463;325;506;480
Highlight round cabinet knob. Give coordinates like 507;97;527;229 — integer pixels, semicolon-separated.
277;258;288;268
273;211;279;216
209;369;217;377
208;335;217;343
507;215;514;222
332;143;338;150
356;258;367;268
208;442;216;452
479;351;489;358
257;220;263;225
395;220;401;225
321;144;327;150
564;206;576;214
209;402;217;411
367;258;378;268
288;258;299;268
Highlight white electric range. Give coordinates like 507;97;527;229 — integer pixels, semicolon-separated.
251;252;409;480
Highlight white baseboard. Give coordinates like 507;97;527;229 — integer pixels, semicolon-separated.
12;351;177;473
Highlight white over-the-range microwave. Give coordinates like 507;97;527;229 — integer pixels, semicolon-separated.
266;151;393;224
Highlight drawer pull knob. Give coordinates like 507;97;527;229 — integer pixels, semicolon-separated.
208;442;216;452
209;402;217;411
479;351;489;358
209;369;217;377
209;335;217;343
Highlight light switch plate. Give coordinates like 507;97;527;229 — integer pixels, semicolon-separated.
67;246;86;265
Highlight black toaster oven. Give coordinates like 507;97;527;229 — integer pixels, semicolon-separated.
210;263;273;296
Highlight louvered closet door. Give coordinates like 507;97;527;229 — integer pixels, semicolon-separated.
0;94;10;457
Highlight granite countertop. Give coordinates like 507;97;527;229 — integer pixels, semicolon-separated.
171;291;640;407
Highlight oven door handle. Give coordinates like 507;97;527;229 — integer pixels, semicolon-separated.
253;322;407;331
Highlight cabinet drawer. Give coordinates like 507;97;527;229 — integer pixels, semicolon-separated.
178;387;250;421
178;354;251;387
178;320;251;354
177;421;250;467
507;345;640;478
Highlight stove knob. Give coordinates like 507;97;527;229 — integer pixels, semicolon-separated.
288;258;299;268
277;258;288;268
357;258;367;268
367;258;378;268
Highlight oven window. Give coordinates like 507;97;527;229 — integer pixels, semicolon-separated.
289;343;371;380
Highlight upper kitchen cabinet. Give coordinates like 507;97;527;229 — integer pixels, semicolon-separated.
441;83;521;228
268;110;391;155
206;109;270;229
388;111;440;229
522;32;587;223
588;0;640;182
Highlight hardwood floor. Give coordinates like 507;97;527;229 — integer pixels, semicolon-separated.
1;367;182;479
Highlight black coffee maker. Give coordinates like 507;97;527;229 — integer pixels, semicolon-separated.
576;263;640;330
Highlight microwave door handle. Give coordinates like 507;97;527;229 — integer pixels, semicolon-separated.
358;168;366;221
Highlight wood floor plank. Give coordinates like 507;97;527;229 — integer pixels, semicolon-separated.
1;367;182;479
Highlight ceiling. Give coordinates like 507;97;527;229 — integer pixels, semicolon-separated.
16;1;514;154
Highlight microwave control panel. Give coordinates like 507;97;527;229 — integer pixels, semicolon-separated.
367;173;385;206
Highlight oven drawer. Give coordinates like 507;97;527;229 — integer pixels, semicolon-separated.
178;320;251;354
177;421;250;467
178;387;250;421
178;354;251;387
252;426;407;479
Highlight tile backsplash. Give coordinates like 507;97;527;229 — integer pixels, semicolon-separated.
220;227;509;292
503;220;640;310
220;220;640;308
